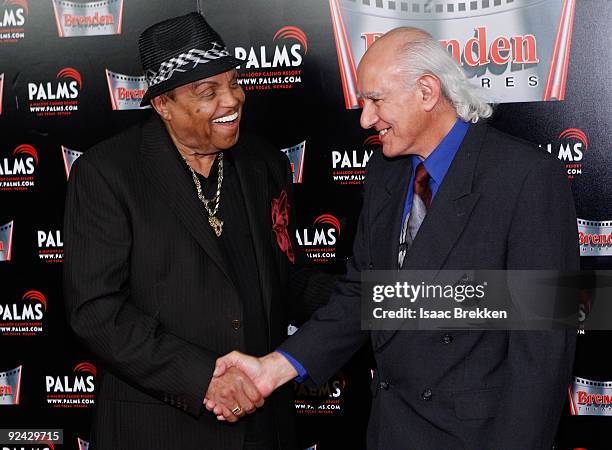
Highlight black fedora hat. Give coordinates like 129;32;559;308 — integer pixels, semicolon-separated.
139;12;243;106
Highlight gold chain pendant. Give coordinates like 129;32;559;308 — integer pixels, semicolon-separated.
209;215;224;237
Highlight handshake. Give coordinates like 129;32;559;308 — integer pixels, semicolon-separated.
203;351;298;422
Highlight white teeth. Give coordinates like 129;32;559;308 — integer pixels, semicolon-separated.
212;112;238;123
379;128;390;136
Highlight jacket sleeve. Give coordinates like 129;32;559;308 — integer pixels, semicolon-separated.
63;155;217;418
490;157;579;449
278;157;373;386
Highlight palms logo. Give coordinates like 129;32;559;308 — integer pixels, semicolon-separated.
234;25;307;91
273;26;308;54
0;0;28;43
539;127;588;180
331;135;376;185
45;361;97;408
0;290;46;336
296;214;341;264
1;144;39;192
27;67;83;117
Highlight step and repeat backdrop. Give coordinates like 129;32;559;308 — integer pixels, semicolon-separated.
1;0;610;449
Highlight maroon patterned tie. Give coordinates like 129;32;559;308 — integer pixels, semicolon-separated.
398;163;432;268
413;163;432;208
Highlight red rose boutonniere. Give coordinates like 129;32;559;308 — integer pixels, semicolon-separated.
271;190;295;263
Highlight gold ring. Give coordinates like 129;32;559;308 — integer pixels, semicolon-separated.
231;406;242;415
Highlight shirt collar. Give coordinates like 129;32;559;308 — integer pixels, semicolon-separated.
413;118;470;185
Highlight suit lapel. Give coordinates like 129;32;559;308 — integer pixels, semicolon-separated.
372;123;487;350
232;141;278;321
400;124;486;271
138;115;234;284
369;155;412;270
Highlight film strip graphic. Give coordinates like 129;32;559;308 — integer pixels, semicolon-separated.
543;0;576;100
52;0;124;37
0;220;14;262
342;0;534;17
281;141;306;184
0;73;4;116
78;437;90;450
104;69;149;111
330;0;577;107
0;365;23;405
568;377;612;416
578;218;612;257
61;146;83;179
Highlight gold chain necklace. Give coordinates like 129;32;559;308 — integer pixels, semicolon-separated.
184;152;224;237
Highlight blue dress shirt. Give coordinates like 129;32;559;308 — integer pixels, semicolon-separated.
400;118;470;225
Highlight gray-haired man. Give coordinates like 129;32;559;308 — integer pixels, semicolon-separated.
212;27;578;450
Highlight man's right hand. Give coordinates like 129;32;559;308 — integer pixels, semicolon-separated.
204;366;264;423
207;351;298;420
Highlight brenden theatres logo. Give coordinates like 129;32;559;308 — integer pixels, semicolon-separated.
294;371;346;416
61;145;82;179
45;361;96;408
27;67;82;117
578;219;612;257
52;0;123;37
0;365;22;405
0;220;14;262
329;0;576;107
235;25;307;91
105;69;149;110
0;0;28;43
0;290;46;337
331;135;376;185
569;377;612;416
296;214;340;263
281;140;306;183
37;229;63;263
539;128;588;180
0;144;38;192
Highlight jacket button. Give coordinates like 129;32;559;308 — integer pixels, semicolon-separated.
231;319;241;330
441;334;453;344
368;263;374;269
378;381;389;390
421;389;432;401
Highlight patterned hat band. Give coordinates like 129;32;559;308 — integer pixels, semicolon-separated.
145;42;232;87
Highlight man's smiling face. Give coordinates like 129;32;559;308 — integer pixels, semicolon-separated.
158;69;245;155
357;41;428;159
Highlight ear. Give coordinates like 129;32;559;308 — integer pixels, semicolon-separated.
416;74;442;113
150;95;171;121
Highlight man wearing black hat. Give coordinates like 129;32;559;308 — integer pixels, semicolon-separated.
63;12;330;450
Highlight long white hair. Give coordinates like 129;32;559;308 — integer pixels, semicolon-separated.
394;28;493;123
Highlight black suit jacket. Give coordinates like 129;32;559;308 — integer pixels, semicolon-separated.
280;122;579;450
63;115;331;450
